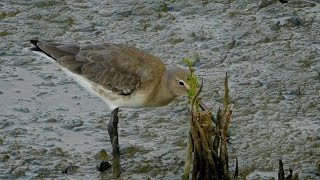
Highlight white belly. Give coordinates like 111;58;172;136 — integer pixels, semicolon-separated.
63;68;147;110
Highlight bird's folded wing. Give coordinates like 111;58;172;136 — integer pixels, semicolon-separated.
35;41;166;95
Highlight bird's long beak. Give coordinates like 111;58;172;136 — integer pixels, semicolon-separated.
184;83;190;91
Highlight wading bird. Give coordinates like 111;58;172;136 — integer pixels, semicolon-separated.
29;40;190;177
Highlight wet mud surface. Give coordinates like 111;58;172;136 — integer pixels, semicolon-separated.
0;0;319;179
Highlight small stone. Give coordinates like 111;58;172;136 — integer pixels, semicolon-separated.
286;17;303;27
13;107;30;113
95;149;109;161
47;118;58;123
54;159;69;171
36;168;51;178
72;95;81;99
253;80;263;87
271;21;280;31
258;0;277;9
167;13;176;21
11;128;28;135
97;161;111;172
47;147;67;157
289;1;316;8
36;91;48;97
279;0;288;3
63;165;80;175
11;167;26;178
56;105;69;111
62;118;83;129
226;39;236;50
0;155;10;162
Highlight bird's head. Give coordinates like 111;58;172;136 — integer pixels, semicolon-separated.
167;67;191;97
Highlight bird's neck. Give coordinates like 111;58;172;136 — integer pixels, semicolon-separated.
146;69;177;107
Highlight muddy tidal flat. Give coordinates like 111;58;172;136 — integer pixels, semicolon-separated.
0;0;319;179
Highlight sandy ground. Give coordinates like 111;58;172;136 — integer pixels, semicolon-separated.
0;0;319;179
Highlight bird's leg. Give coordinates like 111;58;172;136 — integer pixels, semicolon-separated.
108;107;121;177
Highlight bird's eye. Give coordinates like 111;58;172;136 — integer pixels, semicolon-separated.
178;80;185;86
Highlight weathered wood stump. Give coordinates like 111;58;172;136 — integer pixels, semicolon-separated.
183;66;237;180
